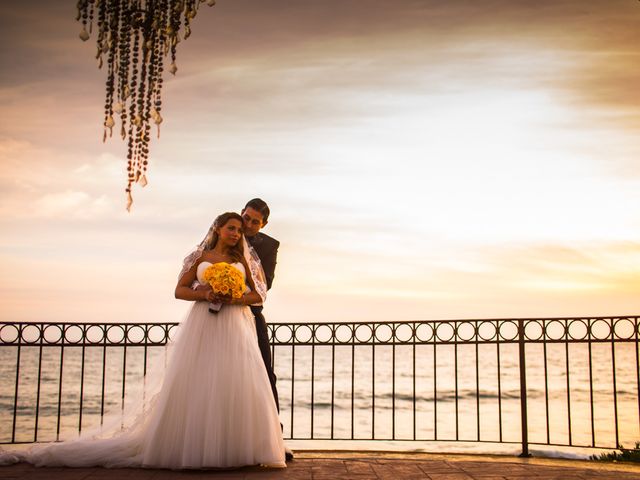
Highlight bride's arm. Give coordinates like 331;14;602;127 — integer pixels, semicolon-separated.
175;262;215;302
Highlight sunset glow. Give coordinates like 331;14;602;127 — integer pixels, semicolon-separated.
1;0;639;324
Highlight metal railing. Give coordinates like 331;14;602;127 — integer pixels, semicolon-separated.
1;316;639;456
0;322;177;444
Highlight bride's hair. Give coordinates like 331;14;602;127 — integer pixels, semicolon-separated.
207;212;245;263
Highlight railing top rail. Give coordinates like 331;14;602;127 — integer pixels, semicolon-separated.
0;314;638;327
1;316;638;346
0;321;180;327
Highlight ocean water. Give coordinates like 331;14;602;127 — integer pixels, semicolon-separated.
1;336;639;457
273;342;639;449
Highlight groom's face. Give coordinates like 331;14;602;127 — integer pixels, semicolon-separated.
242;207;265;238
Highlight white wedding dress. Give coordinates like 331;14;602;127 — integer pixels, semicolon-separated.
0;262;285;469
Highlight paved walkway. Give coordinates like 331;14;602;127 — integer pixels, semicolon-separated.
1;451;639;479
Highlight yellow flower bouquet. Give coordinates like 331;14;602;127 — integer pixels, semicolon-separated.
201;262;246;312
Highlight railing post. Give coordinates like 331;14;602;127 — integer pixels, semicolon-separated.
518;318;531;457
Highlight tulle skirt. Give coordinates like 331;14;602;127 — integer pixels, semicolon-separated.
0;302;286;469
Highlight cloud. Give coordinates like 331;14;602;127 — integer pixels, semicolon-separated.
266;238;640;322
0;1;90;86
3;0;640;177
0;138;121;219
484;241;640;294
34;190;113;219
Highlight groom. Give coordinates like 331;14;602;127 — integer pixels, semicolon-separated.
241;199;280;410
241;198;293;461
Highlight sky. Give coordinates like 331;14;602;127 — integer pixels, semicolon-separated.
1;0;639;325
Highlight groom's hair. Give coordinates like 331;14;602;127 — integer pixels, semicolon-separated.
244;198;270;222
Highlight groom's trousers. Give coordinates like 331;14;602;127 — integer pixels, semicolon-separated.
251;305;280;412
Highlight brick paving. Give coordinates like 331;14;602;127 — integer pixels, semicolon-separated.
1;451;639;479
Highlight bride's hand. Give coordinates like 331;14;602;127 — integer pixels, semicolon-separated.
205;290;217;302
195;285;215;302
211;294;227;304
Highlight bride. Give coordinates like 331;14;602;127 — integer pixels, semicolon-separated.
0;212;286;469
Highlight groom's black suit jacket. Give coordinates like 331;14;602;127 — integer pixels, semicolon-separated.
247;232;280;297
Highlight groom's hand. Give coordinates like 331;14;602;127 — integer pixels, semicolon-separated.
214;295;232;304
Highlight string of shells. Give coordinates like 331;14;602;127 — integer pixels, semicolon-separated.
77;0;216;211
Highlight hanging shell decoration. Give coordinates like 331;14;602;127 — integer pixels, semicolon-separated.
76;0;216;211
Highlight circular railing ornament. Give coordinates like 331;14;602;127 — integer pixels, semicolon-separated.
478;321;498;342
274;324;294;344
416;322;434;342
86;325;106;344
354;324;374;344
335;324;353;344
374;324;393;343
127;325;146;344
498;320;518;341
43;324;64;344
456;321;476;342
294;324;313;344
435;322;455;343
567;319;589;341
64;324;85;344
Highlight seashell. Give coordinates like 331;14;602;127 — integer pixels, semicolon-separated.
169;62;178;74
105;115;115;128
79;27;90;41
150;107;163;124
126;191;133;212
113;102;123;114
97;55;103;69
123;86;130;100
145;40;153;51
184;25;191;39
121;124;126;139
139;174;148;187
133;115;142;127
